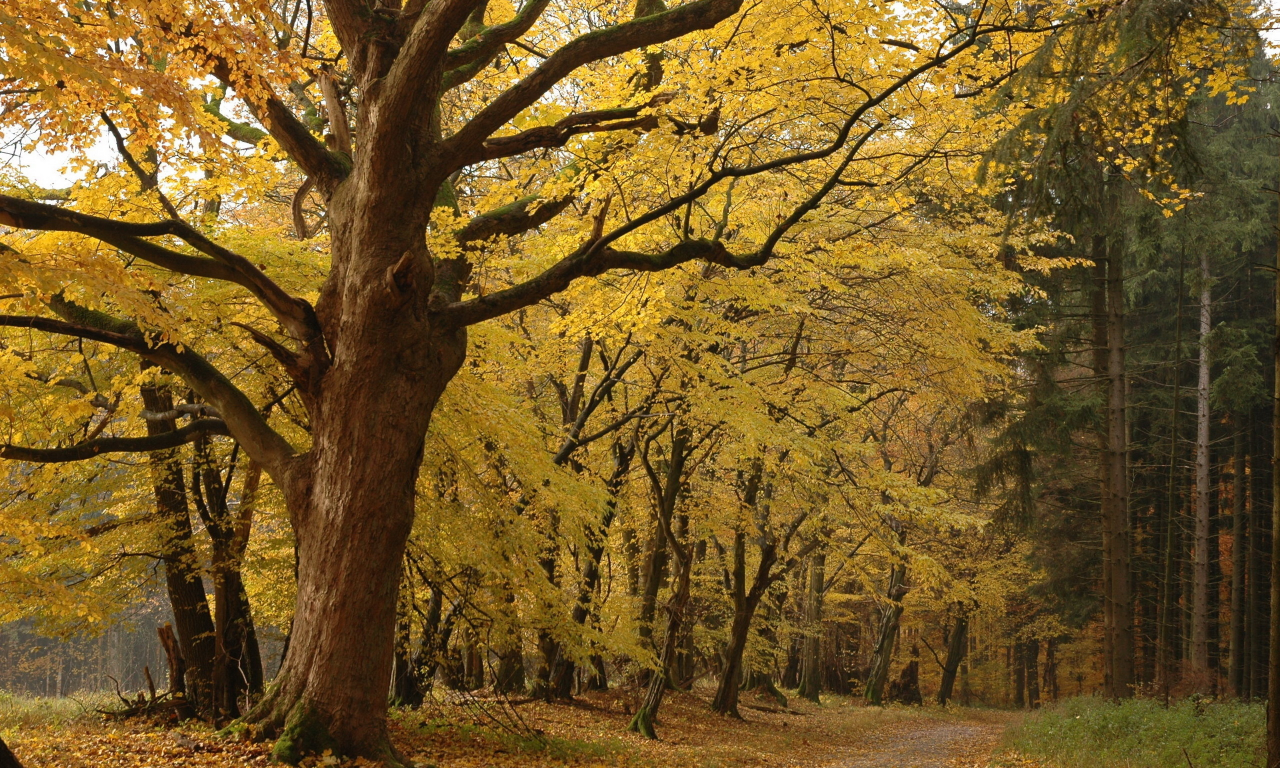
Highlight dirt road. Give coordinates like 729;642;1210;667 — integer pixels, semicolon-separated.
833;717;1006;767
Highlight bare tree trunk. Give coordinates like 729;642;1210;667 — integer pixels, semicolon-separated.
140;381;217;713
1013;642;1026;709
628;547;693;739
246;312;466;762
711;526;779;716
1158;255;1184;702
1096;234;1135;698
937;612;968;706
864;558;907;706
798;552;825;703
1192;252;1212;680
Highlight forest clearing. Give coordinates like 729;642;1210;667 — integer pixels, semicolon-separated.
2;0;1280;765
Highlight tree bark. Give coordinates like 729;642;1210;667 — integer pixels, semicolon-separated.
1095;233;1135;698
710;528;778;716
1192;251;1212;680
628;553;692;739
245;291;466;763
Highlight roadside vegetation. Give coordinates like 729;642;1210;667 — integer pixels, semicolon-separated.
997;697;1264;768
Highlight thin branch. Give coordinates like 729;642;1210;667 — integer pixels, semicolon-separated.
1;420;229;463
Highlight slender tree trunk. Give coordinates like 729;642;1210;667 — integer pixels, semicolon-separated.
628;548;693;739
1102;234;1135;697
1192;252;1212;680
548;440;634;696
798;552;825;703
1025;640;1040;708
1231;424;1249;698
865;557;907;706
711;527;779;716
1013;642;1026;709
1158;253;1185;701
937;611;968;706
140;382;217;712
1268;222;1280;767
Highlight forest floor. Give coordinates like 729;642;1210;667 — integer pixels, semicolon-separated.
3;687;1012;767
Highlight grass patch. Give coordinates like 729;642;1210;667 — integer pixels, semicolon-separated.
997;696;1263;768
0;691;108;731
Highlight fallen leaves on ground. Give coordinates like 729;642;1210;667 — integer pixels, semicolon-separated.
7;688;1017;767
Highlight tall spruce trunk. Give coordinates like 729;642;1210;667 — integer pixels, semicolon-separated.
798;552;825;703
1231;425;1249;697
1192;252;1212;679
1268;220;1280;768
1095;234;1135;698
246;179;468;761
1158;253;1185;700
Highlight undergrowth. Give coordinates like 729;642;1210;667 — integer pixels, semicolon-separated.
997;696;1263;768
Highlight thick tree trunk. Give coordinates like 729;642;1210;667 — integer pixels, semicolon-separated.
798;552;825;703
0;736;22;768
1192;252;1212;680
245;257;466;763
937;612;968;706
140;382;218;712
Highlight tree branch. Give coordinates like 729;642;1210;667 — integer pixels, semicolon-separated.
1;420;230;463
437;238;758;326
0;311;297;473
471;103;663;164
0;194;322;343
440;0;553;91
441;0;743;165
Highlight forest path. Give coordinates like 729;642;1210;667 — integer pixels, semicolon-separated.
833;716;1006;767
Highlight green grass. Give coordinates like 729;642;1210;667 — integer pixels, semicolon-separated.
999;696;1264;768
0;691;108;731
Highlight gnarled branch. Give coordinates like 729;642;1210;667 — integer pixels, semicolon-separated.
0;194;321;343
442;0;743;166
